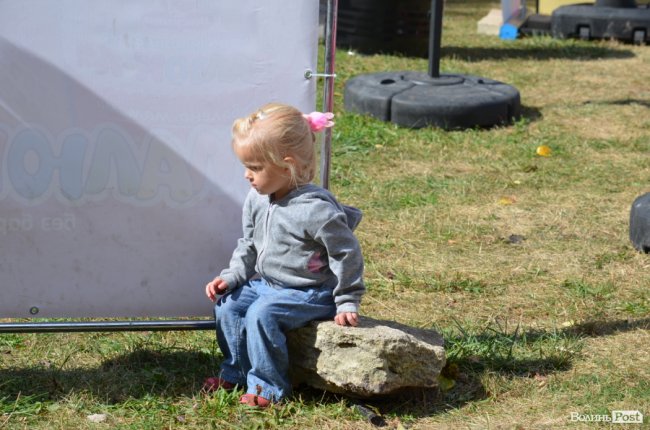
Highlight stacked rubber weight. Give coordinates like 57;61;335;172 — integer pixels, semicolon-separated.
344;71;521;130
552;0;650;44
342;0;521;130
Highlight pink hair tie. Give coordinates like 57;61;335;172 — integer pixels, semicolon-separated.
303;112;335;132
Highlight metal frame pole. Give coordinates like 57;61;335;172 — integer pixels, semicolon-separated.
320;0;338;189
428;0;444;78
0;320;215;333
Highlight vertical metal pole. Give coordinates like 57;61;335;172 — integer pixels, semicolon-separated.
428;0;443;78
320;0;338;189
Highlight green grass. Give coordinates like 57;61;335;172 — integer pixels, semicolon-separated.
2;0;650;428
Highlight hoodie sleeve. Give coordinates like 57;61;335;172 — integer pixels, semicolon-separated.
219;192;258;290
313;208;365;314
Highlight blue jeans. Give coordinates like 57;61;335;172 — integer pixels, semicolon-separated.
214;278;336;401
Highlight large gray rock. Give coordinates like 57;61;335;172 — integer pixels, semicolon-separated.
287;317;446;398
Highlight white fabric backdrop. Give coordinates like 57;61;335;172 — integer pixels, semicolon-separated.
0;0;319;317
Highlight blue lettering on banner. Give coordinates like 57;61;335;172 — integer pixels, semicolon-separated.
2;125;204;206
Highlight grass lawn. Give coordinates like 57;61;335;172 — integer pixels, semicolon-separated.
2;0;649;428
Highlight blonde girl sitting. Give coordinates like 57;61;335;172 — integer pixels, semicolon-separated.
204;103;365;407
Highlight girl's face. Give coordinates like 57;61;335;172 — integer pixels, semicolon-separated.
234;145;293;200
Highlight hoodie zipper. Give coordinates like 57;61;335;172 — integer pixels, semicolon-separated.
256;201;275;279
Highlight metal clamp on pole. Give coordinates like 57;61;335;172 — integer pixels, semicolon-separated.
304;69;337;80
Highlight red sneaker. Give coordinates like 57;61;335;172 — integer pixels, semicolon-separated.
239;393;271;408
202;377;237;392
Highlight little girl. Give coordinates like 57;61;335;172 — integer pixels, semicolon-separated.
204;103;365;407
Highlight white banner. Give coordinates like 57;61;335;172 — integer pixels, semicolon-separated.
0;0;319;318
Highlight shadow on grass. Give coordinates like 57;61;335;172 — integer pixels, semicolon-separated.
564;317;650;337
290;330;576;422
584;99;650;109
520;105;543;123
442;45;635;62
350;317;650;421
0;348;218;404
1;318;647;422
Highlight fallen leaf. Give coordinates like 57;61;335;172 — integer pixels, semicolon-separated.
536;145;552;157
498;196;517;205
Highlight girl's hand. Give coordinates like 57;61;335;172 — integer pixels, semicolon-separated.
335;312;359;327
205;277;229;302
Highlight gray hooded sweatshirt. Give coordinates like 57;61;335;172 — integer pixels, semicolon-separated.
219;184;365;314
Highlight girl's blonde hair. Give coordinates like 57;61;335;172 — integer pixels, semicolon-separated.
232;103;316;187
